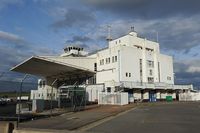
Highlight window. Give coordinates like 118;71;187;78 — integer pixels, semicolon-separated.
42;81;46;88
108;58;110;63
146;48;153;52
39;81;43;88
100;59;104;65
106;58;110;64
148;77;154;83
126;72;128;77
94;63;97;71
149;70;153;76
134;45;142;49
158;62;161;82
119;40;121;43
139;59;143;82
167;76;171;80
147;60;154;68
115;41;117;44
107;87;111;92
129;73;131;77
115;56;117;62
112;56;117;63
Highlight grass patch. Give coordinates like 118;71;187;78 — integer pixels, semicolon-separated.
0;91;30;98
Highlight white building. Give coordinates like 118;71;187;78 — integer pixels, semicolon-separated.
11;29;193;104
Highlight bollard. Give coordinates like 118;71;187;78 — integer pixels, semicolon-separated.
0;122;14;133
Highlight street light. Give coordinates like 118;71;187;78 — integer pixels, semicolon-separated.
17;74;28;128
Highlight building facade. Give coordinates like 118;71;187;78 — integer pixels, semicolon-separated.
11;29;193;103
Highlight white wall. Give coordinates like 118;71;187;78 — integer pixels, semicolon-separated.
179;91;200;101
96;46;120;83
98;92;129;105
158;54;174;84
120;46;142;82
133;92;142;100
143;91;149;100
96;31;174;87
85;84;104;102
30;78;58;100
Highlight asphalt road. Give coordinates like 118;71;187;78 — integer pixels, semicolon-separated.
88;102;200;133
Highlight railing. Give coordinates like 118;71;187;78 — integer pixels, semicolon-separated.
118;81;192;90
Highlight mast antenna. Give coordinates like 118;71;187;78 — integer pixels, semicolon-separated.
156;31;159;42
106;25;112;41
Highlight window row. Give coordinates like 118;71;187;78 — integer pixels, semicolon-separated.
126;72;131;77
115;40;121;44
167;76;171;80
148;77;154;83
39;80;46;88
99;56;117;65
36;93;56;98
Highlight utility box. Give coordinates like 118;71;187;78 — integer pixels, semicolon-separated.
166;96;173;102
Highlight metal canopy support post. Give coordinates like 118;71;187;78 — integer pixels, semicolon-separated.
50;78;57;116
17;74;28;128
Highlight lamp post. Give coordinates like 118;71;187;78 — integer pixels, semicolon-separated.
17;74;28;128
0;72;5;78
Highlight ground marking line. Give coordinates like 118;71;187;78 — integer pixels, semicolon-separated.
76;106;137;131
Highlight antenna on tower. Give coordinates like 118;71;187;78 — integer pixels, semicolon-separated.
130;26;134;32
156;31;159;42
106;25;112;41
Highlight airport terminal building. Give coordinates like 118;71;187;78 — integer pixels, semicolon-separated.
11;29;193;105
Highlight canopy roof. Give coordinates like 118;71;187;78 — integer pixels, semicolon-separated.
11;56;96;78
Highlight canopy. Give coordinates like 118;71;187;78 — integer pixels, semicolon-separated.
11;56;96;78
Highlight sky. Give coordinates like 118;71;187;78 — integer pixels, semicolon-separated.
0;0;199;89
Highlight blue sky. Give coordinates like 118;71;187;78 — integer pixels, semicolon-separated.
0;0;200;89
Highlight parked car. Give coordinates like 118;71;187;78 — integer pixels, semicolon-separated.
0;98;7;105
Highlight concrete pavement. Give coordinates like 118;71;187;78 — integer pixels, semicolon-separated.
18;104;135;131
88;102;200;133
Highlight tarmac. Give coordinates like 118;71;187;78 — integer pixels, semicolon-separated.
13;101;199;133
88;102;200;133
17;104;136;131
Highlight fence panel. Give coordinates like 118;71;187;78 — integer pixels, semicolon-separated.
98;92;128;105
179;92;200;101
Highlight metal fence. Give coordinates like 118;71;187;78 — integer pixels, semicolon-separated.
98;92;128;105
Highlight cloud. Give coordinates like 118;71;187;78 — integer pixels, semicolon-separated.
92;16;200;52
174;59;200;88
0;31;55;73
51;8;96;30
84;0;200;19
65;35;102;52
176;59;200;73
66;36;92;44
0;31;26;44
